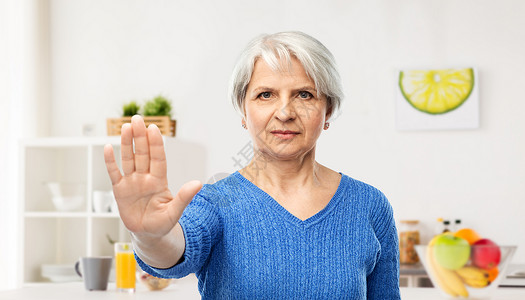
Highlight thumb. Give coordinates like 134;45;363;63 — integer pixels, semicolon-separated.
177;180;203;206
169;180;203;221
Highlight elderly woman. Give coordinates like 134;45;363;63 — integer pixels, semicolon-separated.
104;31;400;299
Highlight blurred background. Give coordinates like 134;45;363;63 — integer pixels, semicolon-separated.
1;0;524;290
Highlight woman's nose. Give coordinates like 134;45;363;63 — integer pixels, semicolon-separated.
275;97;297;121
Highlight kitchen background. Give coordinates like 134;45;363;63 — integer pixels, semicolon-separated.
1;0;524;291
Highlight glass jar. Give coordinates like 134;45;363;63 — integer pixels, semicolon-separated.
399;220;420;264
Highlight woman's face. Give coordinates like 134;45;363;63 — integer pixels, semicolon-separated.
243;57;330;161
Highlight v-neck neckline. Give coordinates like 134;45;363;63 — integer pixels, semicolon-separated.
233;171;346;228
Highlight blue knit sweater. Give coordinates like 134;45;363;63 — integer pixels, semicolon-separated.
136;172;400;299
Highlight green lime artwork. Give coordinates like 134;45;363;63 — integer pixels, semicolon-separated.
396;67;479;130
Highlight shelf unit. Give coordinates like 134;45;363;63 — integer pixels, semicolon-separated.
18;136;207;284
19;137;128;284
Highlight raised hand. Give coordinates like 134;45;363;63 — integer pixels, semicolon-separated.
104;115;202;239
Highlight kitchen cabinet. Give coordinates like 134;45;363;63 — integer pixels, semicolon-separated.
399;263;432;287
19;137;207;284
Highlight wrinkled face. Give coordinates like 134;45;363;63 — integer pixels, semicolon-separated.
243;57;330;161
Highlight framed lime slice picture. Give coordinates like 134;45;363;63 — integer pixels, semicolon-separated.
399;68;474;115
396;67;479;130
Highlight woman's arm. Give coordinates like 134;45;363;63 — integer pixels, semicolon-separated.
135;191;223;278
366;193;401;299
130;222;186;269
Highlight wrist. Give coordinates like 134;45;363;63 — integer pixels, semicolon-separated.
129;223;185;268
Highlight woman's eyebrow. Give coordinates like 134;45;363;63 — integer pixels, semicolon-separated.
292;86;317;93
249;85;317;95
251;86;274;92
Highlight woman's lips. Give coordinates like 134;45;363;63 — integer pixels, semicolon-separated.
271;130;300;140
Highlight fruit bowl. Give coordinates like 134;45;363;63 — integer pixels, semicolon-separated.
138;270;172;291
415;244;516;299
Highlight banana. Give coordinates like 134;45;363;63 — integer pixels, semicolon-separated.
455;266;490;288
426;245;459;296
426;235;469;298
463;278;490;288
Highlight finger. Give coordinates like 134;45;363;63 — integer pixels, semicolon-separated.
104;144;122;185
147;124;167;178
132;115;150;174
169;180;203;221
120;123;135;175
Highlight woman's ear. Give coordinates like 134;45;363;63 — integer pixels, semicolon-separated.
242;100;247;119
325;100;333;121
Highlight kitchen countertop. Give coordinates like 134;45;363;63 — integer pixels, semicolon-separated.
1;274;525;299
400;262;525;288
400;262;428;275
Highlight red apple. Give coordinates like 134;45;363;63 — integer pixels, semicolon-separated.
471;238;501;270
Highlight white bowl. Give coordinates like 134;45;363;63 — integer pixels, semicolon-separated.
46;182;85;212
41;264;81;282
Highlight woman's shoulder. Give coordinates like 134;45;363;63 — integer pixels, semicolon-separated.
193;172;245;205
338;173;392;213
339;173;385;199
339;173;395;235
319;164;383;199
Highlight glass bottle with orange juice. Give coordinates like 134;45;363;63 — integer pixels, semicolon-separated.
115;242;136;292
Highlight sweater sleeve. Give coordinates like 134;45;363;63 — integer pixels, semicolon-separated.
366;192;401;299
135;191;223;279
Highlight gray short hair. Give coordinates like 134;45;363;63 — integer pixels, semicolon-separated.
229;31;344;119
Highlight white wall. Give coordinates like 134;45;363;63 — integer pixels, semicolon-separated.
0;0;12;290
0;0;51;290
48;0;525;262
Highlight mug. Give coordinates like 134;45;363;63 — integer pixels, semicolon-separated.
92;190;113;213
75;256;113;291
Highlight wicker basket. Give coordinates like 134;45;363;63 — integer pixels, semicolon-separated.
107;116;176;137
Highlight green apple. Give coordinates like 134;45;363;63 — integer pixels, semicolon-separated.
433;234;471;270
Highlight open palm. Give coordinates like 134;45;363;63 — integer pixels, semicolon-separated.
104;115;202;238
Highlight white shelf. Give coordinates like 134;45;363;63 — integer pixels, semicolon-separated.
24;212;120;218
19;137;129;284
24;212;89;218
19;136;121;147
19;136;207;285
90;212;120;218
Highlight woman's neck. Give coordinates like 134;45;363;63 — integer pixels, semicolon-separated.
240;148;323;192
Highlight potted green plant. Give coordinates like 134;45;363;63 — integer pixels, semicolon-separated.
142;95;172;118
122;101;141;117
107;96;176;136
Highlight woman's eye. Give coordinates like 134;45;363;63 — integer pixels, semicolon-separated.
258;92;271;99
298;91;313;99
